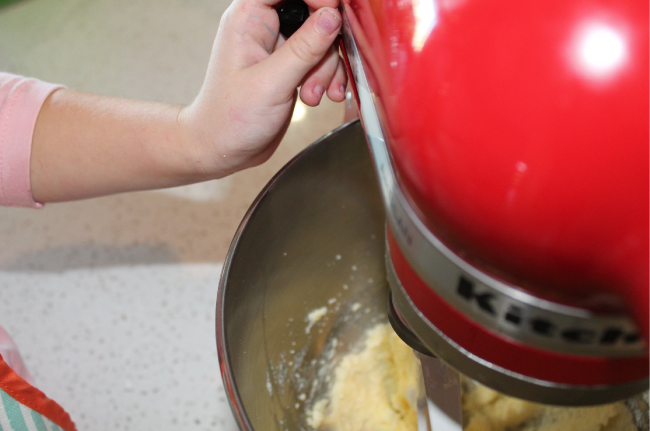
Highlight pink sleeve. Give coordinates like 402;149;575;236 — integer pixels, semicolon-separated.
0;73;63;208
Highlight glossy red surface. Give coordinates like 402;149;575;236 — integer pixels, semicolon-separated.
389;231;649;386
345;0;649;338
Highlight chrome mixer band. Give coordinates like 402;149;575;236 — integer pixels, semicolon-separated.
387;256;650;405
340;8;644;359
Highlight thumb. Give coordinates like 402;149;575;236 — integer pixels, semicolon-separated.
263;7;341;94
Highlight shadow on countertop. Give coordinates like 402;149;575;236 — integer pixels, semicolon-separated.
0;176;259;272
0;242;179;272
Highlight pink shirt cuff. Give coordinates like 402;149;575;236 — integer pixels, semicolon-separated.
0;73;63;208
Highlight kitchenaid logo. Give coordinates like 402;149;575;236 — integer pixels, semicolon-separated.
456;276;641;347
389;199;414;247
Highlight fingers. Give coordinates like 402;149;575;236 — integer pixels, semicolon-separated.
217;0;281;70
274;33;286;51
326;56;348;102
300;46;347;106
253;0;337;8
299;46;338;106
303;0;339;10
260;7;342;97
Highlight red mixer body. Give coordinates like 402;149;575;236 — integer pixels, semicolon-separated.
341;0;649;397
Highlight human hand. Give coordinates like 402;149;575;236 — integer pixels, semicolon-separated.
179;0;347;178
28;0;345;204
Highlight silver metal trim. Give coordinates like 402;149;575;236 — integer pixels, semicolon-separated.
342;12;644;357
418;353;463;431
388;255;650;405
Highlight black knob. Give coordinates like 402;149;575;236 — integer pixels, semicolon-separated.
277;0;310;38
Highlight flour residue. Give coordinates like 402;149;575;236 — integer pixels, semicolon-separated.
266;371;273;396
305;306;328;334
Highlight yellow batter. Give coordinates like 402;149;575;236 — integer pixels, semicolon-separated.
307;324;419;431
307;323;640;431
463;382;637;431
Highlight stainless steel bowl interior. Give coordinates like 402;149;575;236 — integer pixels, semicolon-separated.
217;120;387;431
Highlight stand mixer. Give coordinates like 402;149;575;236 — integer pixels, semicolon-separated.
279;0;649;417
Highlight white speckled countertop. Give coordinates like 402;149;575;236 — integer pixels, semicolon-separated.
0;0;343;429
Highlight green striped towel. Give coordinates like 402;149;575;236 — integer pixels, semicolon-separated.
0;390;62;431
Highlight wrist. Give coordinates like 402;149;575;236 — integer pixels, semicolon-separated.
176;105;209;181
177;102;244;181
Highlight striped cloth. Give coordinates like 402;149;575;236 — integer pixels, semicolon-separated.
0;355;75;431
0;389;63;431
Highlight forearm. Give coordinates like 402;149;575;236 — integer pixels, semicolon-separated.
27;0;345;205
30;89;209;203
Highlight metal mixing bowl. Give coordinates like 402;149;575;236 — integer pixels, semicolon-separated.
217;120;388;431
216;120;650;431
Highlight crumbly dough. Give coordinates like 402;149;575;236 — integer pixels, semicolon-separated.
463;383;638;431
308;323;640;431
307;323;419;431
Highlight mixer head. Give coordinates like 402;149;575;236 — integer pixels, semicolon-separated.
274;0;648;408
338;0;649;406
